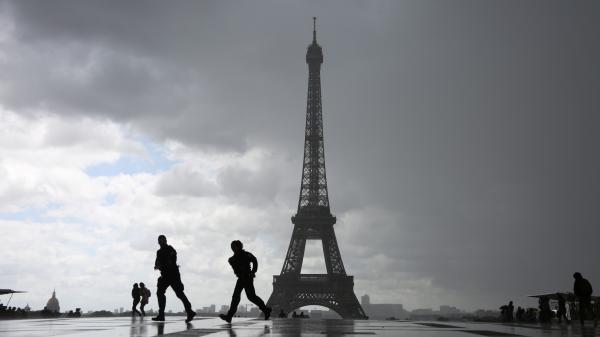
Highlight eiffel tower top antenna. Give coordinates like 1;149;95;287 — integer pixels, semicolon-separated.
313;17;317;43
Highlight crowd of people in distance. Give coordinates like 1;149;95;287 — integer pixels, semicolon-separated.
275;310;310;318
291;311;309;318
501;272;598;326
500;301;538;323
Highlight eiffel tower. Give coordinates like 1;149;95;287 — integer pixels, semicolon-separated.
266;18;367;319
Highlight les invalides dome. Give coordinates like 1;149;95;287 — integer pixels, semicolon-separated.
45;289;60;313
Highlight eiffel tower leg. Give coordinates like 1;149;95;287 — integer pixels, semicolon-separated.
280;226;306;275
266;283;294;316
336;290;368;319
321;225;346;275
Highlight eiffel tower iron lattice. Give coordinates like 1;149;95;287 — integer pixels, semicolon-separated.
266;18;367;319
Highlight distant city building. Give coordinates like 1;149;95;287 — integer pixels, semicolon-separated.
361;294;407;319
361;294;370;306
370;304;408;319
46;289;60;313
412;308;434;315
473;309;499;318
220;305;229;313
198;305;216;314
407;306;467;319
439;305;461;315
359;294;469;319
119;307;123;313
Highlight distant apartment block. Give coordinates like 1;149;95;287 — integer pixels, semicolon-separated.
360;294;408;319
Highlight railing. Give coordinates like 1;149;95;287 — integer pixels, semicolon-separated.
299;274;329;282
273;274;353;283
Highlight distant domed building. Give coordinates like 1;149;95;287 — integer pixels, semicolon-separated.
46;289;60;313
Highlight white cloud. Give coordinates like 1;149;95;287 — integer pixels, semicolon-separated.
0;108;300;312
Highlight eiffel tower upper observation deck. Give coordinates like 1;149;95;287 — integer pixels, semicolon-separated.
266;18;367;319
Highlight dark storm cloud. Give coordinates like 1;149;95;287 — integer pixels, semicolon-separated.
2;0;315;150
2;0;600;309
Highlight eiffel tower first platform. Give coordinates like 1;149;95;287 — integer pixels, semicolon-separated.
266;18;367;319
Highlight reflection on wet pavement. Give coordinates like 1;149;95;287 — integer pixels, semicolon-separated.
2;316;600;337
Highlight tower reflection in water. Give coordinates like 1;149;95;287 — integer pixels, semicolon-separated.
270;319;356;337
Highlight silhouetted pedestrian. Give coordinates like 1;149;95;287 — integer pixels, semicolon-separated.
539;296;552;323
219;240;272;323
131;283;142;316
556;293;569;324
507;301;514;322
140;282;150;316
152;235;196;323
573;272;593;326
515;306;524;321
278;309;286;318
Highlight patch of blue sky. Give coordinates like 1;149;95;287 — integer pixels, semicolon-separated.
85;138;178;177
103;194;117;206
0;204;112;256
0;203;62;223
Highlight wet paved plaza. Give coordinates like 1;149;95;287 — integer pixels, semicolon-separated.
2;317;600;337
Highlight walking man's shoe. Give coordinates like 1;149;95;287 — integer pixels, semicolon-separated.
185;311;196;323
219;314;232;323
152;315;165;322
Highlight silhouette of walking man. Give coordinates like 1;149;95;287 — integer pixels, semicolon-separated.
131;283;142;316
573;272;593;326
219;240;271;323
152;235;196;323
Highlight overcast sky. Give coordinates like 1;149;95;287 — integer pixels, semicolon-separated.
0;1;599;314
